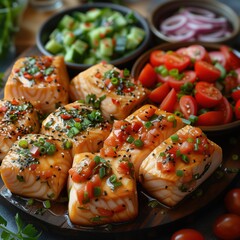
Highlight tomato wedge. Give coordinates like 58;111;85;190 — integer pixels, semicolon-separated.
150;50;165;67
195;60;221;83
138;63;157;88
232;86;240;102
164;52;190;72
179;95;198;119
220;45;240;70
186;45;211;62
224;75;238;95
168;70;197;91
195;82;223;108
197;111;224;126
160;88;177;112
235;99;240;120
215;97;233;124
209;51;227;67
148;82;170;103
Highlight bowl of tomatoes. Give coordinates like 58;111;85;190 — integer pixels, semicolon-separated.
131;42;240;133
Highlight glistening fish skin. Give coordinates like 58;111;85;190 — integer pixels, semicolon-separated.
139;125;222;207
68;151;137;226
41;101;112;157
69;62;149;120
0;98;40;161
1;134;72;200
4;56;69;114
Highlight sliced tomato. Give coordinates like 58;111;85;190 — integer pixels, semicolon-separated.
179;95;198;119
195;82;223;108
235;99;240;120
195;60;221;83
186;45;211;62
235;68;240;84
97;207;114;217
168;70;197;91
232;86;240;102
209;51;226;67
157;73;170;83
220;45;240;70
85;181;94;199
148;82;170;103
149;50;166;67
215;97;233;124
160;88;177;112
157;161;175;173
164;52;190;72
138;63;157;88
224;75;238;95
197;111;224;126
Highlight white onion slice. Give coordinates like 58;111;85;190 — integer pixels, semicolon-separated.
160;15;187;32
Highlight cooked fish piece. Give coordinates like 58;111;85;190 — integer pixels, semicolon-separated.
101;105;185;177
68;151;137;226
0;134;72;200
4;56;69;114
0;98;40;161
41;101;112;156
139;125;222;207
69;62;149;120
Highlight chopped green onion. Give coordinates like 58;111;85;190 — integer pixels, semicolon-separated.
171;134;179;142
40;146;46;155
17;175;25;182
169;69;179;78
176;149;181;157
99;167;106;179
144;121;152;129
189;115;198;124
63;140;72;149
47;144;56;155
159;152;165;157
167;115;175;122
27;198;34;206
134;139;143;148
74;122;82;130
109;174;117;183
126;135;134;143
67;126;80;138
93;186;101;197
111;77;119;85
45;120;53;129
196;138;201;144
18;139;28;149
187;138;194;143
232;154;239;161
181;118;191;125
194;143;199;151
123;68;130;77
176;169;184;177
174;110;183;118
181;154;189;163
112;181;122;189
43;200;51;209
94;155;101;164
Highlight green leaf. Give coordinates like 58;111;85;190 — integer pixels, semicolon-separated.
1;231;11;240
15;213;24;233
0;215;7;226
22;224;40;238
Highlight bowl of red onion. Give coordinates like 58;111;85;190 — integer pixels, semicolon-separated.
149;0;240;43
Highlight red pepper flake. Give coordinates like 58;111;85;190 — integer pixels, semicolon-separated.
23;72;33;80
11;99;19;105
112;98;120;105
99;33;105;38
45;76;54;83
74;117;81;122
30;145;40;158
14;68;20;73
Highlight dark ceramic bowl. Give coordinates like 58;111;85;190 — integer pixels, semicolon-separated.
36;2;151;71
149;0;240;44
131;42;240;134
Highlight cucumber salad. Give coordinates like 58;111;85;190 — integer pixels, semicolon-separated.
45;7;146;65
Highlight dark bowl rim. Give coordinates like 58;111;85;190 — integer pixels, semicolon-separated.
36;2;151;70
131;41;240;133
148;0;240;43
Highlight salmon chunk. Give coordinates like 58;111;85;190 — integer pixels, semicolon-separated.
68;151;137;226
4;56;69;114
0;98;40;161
101;105;185;177
69;62;149;120
139;125;222;207
41;101;112;156
1;134;72;200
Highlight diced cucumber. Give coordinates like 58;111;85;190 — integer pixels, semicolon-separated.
108;12;127;27
86;8;101;21
79;22;95;32
88;26;113;47
83;56;97;65
72;11;87;22
63;32;75;46
64;47;75;63
126;27;145;50
72;40;88;55
115;36;127;54
58;15;75;29
99;38;113;57
45;39;63;54
49;28;60;39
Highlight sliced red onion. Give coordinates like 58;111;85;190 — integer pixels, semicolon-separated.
180;7;216;18
168;29;195;42
187;22;213;32
160;15;187;33
198;28;231;42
